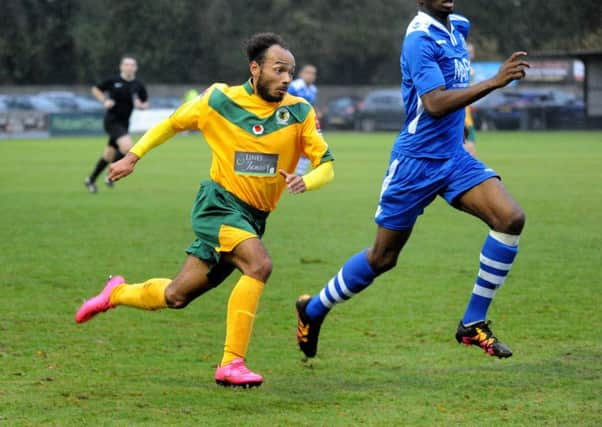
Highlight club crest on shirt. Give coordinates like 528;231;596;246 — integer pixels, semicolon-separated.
276;108;290;125
454;58;471;83
252;124;264;135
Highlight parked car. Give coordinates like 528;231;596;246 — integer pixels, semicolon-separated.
0;96;8;130
37;91;103;112
322;96;361;130
150;96;182;110
355;89;405;131
6;95;62;113
3;96;53;130
0;95;9;112
535;90;586;129
37;91;78;111
472;89;585;130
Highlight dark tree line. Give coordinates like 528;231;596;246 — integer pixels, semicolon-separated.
1;0;600;85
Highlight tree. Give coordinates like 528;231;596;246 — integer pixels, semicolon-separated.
0;0;600;85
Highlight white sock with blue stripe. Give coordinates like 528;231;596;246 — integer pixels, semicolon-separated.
305;250;377;321
462;230;520;326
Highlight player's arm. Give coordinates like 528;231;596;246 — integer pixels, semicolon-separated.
280;106;335;194
109;90;210;181
108;119;176;181
421;52;529;118
134;84;149;109
91;82;114;109
279;161;334;194
134;98;149;109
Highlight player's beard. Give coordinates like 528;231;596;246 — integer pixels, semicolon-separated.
256;70;284;103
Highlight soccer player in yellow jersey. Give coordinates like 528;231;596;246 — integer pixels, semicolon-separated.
75;33;335;388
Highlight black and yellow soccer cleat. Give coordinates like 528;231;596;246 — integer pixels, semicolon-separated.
455;320;513;358
296;294;324;358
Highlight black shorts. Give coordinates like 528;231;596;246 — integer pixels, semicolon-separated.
104;117;129;146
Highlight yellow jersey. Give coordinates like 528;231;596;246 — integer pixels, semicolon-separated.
465;105;474;127
168;79;333;212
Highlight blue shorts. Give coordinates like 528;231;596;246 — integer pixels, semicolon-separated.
375;148;499;230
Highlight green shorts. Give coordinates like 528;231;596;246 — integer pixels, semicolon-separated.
186;180;269;284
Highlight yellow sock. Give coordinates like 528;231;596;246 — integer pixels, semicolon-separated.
109;278;170;310
221;275;265;366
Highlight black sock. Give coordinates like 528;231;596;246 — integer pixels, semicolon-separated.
113;150;125;162
89;158;109;182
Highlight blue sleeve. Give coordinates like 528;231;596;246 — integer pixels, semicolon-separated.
455;21;470;39
288;84;299;96
451;14;470;39
404;33;445;96
306;89;317;105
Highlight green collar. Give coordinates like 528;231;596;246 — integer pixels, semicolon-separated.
243;79;253;95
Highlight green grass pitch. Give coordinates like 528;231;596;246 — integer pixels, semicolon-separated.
1;131;601;426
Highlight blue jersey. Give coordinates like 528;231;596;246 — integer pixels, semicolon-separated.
288;78;317;105
451;13;470;39
394;12;471;159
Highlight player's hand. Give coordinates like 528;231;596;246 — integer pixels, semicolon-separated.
494;51;530;88
109;152;139;181
103;99;115;109
279;169;307;194
134;99;149;110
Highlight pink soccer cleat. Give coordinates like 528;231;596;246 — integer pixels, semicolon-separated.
214;358;263;388
75;275;125;323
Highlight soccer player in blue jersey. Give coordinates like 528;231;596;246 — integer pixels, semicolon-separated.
289;64;318;105
296;0;530;360
289;64;319;174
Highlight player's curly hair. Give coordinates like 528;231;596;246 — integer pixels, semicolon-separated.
244;32;287;64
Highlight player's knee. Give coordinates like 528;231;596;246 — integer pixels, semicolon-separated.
367;249;398;275
246;256;273;282
510;208;526;234
164;287;191;309
498;207;526;235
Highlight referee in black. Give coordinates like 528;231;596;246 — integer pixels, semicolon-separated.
85;55;149;193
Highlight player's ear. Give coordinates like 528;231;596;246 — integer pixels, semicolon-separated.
250;61;260;78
